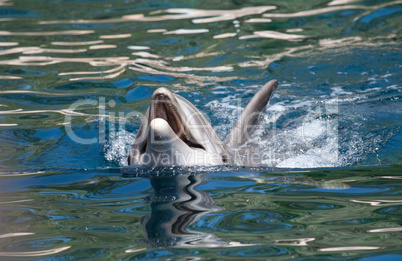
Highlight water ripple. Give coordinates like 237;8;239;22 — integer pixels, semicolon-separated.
194;210;294;233
40;6;277;24
0;30;93;36
219;245;291;258
318;246;381;252
0;246;71;257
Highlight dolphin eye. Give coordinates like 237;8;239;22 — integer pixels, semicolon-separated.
222;154;228;163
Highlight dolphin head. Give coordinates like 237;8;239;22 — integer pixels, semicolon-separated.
128;87;230;166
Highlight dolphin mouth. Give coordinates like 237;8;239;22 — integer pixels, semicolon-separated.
140;88;205;153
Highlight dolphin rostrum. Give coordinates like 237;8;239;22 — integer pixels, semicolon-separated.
128;79;278;166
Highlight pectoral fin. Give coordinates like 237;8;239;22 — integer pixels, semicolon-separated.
225;79;278;149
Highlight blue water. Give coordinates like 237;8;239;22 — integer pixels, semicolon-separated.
0;0;401;260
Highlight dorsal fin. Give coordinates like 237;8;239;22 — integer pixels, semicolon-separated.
225;79;278;149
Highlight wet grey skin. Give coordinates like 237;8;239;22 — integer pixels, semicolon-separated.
128;79;278;166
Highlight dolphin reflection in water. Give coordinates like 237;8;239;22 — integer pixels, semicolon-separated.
132;171;347;249
140;173;254;248
128;79;278;166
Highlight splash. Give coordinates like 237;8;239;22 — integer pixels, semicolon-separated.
103;129;136;167
204;86;341;168
204;82;399;168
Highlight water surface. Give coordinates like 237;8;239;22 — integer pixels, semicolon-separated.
0;0;401;260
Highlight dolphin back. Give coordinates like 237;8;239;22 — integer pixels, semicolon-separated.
225;79;278;150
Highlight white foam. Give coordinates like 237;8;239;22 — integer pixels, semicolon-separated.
103;129;136;166
276;134;340;168
208;88;346;168
265;104;286;123
258;114;340;168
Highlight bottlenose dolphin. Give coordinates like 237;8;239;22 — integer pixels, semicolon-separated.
128;79;278;166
